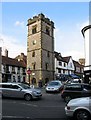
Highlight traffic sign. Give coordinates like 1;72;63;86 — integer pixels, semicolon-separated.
27;69;31;74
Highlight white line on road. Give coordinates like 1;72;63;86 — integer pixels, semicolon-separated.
2;115;31;119
3;100;65;108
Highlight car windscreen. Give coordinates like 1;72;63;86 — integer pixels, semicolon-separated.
48;82;60;86
18;83;31;89
65;84;82;91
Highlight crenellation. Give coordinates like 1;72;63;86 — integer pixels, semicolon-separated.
27;13;54;28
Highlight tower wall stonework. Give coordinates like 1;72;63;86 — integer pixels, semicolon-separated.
27;13;55;85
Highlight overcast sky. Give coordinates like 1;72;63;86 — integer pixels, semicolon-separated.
0;1;89;61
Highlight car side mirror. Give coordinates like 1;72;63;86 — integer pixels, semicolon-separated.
83;88;88;91
18;88;22;91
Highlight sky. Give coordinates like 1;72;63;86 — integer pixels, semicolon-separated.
0;1;90;61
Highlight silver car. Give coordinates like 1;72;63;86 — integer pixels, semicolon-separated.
45;80;63;93
65;97;91;120
0;82;42;101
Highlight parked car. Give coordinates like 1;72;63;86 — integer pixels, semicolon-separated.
61;83;91;103
45;80;63;93
64;79;82;85
65;97;91;120
0;82;42;101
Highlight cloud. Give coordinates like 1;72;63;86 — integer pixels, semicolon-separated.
14;21;24;27
0;34;27;58
62;51;85;61
54;23;85;61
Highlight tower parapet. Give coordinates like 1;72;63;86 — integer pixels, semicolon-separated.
27;13;54;28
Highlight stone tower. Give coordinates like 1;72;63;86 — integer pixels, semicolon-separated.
27;13;55;86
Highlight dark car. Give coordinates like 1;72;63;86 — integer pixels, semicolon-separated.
61;83;91;103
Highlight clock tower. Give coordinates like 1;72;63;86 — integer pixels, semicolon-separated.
27;13;55;86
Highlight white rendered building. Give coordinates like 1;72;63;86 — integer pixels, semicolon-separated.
82;25;91;83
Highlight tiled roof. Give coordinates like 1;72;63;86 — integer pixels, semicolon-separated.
55;52;72;63
54;51;66;62
62;56;71;63
2;56;26;68
15;53;27;65
73;60;84;68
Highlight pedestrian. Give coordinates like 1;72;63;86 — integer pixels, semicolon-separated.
79;79;81;83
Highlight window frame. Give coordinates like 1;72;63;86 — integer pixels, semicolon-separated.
32;25;37;34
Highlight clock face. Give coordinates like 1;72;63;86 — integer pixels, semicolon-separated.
33;40;36;45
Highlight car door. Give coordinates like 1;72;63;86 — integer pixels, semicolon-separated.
9;84;24;98
2;84;12;97
82;84;91;97
70;84;83;98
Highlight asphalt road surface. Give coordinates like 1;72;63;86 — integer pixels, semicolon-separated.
1;89;69;120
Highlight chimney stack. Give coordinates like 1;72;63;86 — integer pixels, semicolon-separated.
5;49;8;57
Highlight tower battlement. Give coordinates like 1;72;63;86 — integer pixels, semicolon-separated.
27;13;54;27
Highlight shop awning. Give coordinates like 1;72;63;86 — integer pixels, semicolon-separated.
69;74;80;79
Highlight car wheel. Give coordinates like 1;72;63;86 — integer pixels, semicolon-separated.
64;96;71;103
24;94;32;101
74;109;90;120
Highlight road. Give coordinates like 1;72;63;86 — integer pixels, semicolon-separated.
2;89;68;120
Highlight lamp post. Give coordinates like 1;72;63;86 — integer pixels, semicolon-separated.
27;68;31;85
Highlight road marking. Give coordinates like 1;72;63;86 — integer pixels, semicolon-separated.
21;102;38;107
3;100;39;107
37;105;65;108
2;115;31;119
3;100;65;108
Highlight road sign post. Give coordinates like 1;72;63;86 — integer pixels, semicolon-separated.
27;68;31;85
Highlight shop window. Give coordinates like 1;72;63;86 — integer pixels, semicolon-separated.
31;78;36;84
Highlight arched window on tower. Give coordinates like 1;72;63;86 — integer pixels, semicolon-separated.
32;25;37;34
45;63;48;70
32;62;36;70
46;26;50;35
32;51;35;57
47;51;50;57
